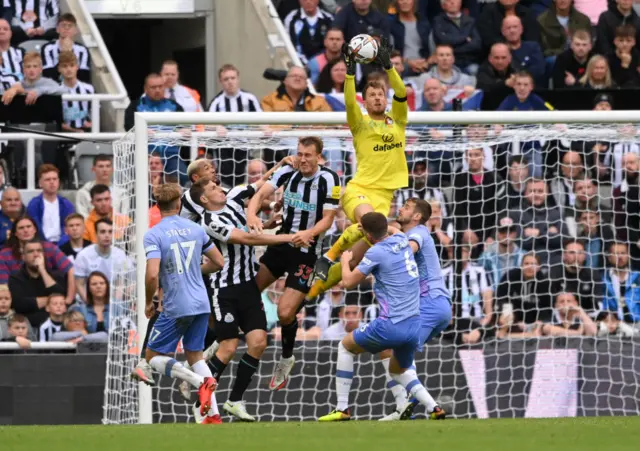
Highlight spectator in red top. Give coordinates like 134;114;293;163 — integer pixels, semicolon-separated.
307;27;345;84
0;216;74;304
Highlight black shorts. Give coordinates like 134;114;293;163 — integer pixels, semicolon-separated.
208;281;267;341
260;243;317;294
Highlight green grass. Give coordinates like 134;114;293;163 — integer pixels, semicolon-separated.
2;417;639;451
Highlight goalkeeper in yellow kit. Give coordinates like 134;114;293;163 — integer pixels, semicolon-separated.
308;37;409;299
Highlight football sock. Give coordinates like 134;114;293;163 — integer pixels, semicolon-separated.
392;369;437;412
229;353;260;402
149;356;203;388
191;359;220;416
280;321;298;359
336;341;355;412
140;311;160;358
208;355;228;382
325;223;364;261
381;357;407;411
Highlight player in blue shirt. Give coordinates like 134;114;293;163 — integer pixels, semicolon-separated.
380;198;452;421
143;184;225;424
318;212;439;422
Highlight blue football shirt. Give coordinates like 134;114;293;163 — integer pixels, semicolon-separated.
144;215;214;318
357;233;420;324
406;224;450;302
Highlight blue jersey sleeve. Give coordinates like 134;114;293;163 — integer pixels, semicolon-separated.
357;246;381;277
143;230;161;260
407;230;424;251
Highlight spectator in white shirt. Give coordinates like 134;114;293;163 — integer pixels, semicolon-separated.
74;218;132;302
38;292;66;342
161;60;203;112
320;302;363;340
75;154;124;218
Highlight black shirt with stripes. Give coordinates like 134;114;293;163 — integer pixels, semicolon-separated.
207;89;262;112
180;190;205;224
268;165;340;256
42;40;92;83
0;73;19;92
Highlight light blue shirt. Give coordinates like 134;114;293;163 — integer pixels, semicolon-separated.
144;215;214;318
406;225;450;302
357;233;420;324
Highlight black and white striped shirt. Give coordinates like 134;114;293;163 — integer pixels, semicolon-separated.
42;40;91;82
269;165;340;255
180;190;205;224
207;90;262;112
8;0;60;30
202;184;258;289
394;186;448;217
59;80;94;129
0;73;19;92
38;318;62;342
442;263;491;320
1;47;24;76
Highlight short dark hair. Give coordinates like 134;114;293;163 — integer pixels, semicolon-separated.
610;240;629;251
514;71;534;84
435;43;454;53
298;136;323;154
190;178;212;208
615;24;636;39
362;80;387;99
563;238;585;249
93;154;112;166
509;154;529;166
58;13;76;24
408;198;431;224
361;212;388;240
23;237;43;250
522;251;541;264
90;184;110;200
8;314;28;327
390;50;402;59
64;213;84;224
94;218;113;234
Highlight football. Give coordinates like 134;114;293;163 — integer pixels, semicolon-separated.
348;34;378;64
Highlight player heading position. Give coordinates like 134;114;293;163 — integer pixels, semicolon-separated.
143;184;225;424
308;37;409;301
318;212;435;421
247;137;341;390
180;158;217;223
381;198;451;421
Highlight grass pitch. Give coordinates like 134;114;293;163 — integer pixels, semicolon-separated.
2;417;638;451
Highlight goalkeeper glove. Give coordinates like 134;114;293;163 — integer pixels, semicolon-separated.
375;36;392;70
341;43;356;76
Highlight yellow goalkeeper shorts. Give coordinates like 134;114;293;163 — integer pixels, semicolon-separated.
341;182;395;224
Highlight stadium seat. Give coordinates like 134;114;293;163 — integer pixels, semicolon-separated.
18;39;49;54
73;141;114;185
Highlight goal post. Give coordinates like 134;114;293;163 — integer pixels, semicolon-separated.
104;110;640;425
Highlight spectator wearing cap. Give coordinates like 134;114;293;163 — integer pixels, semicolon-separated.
432;0;482;76
501;16;545;86
161;60;203;112
478;217;525;290
476;43;516;101
261;66;332;112
613;152;640;268
552;29;594;88
26;164;75;245
284;0;334;63
8;0;59;45
0;188;25;247
58;51;94;133
333;0;390;42
594;92;613;110
387;0;431;75
41;13;91;83
0;19;24;76
418;43;476;91
607;24;640;87
477;0;540;54
307;27;345;84
538;0;591;62
596;0;640;55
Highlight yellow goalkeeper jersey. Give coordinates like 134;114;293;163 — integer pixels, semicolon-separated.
345;68;409;191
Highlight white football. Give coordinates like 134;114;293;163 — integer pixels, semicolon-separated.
348;34;378;64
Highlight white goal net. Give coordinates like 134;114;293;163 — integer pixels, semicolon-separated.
103;112;640;424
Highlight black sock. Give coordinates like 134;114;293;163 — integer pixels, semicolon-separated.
280;321;298;359
207;355;228;382
140;311;160;358
229;353;260;402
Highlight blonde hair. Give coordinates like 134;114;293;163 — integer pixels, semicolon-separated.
0;284;9;293
153;183;182;212
23;51;42;66
580;55;613;88
63;310;85;329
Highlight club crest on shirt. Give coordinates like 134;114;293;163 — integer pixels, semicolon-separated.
385;117;394;126
224;313;234;323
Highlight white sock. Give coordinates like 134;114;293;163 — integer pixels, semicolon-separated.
335;341;355;411
381;357;407;411
391;369;437;412
149;356;204;388
192;359;219;416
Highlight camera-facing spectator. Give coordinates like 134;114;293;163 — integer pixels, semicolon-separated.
58;213;91;263
83;271;111;333
596;0;640;55
208;64;261;113
0;19;24;76
316;58;347;93
20;52;65;104
476;43;516;99
0;284;13;338
501;16;545;85
388;0;430;75
503;155;530;209
0;188;24;246
8;0;59;45
419;77;450;112
596;310;639;337
333;0;390;42
579;55;615;89
320;301;363;340
307;27;345;84
284;0;334;63
261;66;332;112
82;184;129;244
550;239;603;312
418;44;476;90
26;164;75;245
540;292;597;336
576;209;615;270
76;154;124;218
497;71;552;111
613;152;640;268
478;0;540;53
58;51;94;132
8;238;68;328
432;0;482;75
550;150;586;220
38;292;66;341
394;160;448;217
161;60;203;112
51;310;107;344
0;314;31;349
603;241;640;323
607;24;640;87
552;29;594;88
478;218;525;290
427;199;454;262
41;13;90;83
538;0;590;60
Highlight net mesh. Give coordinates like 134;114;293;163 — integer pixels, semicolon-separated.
104;121;640;424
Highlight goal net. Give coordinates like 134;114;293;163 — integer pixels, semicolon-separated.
103;112;640;424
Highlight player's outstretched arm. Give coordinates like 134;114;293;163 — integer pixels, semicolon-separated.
340;250;367;289
342;44;363;132
376;37;408;126
203;247;224;273
228;228;294;246
253;156;297;192
246;182;277;233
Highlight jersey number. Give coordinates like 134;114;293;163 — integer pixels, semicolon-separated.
170;240;196;275
404;250;419;278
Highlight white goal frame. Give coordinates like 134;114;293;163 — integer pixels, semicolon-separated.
131;110;640;424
